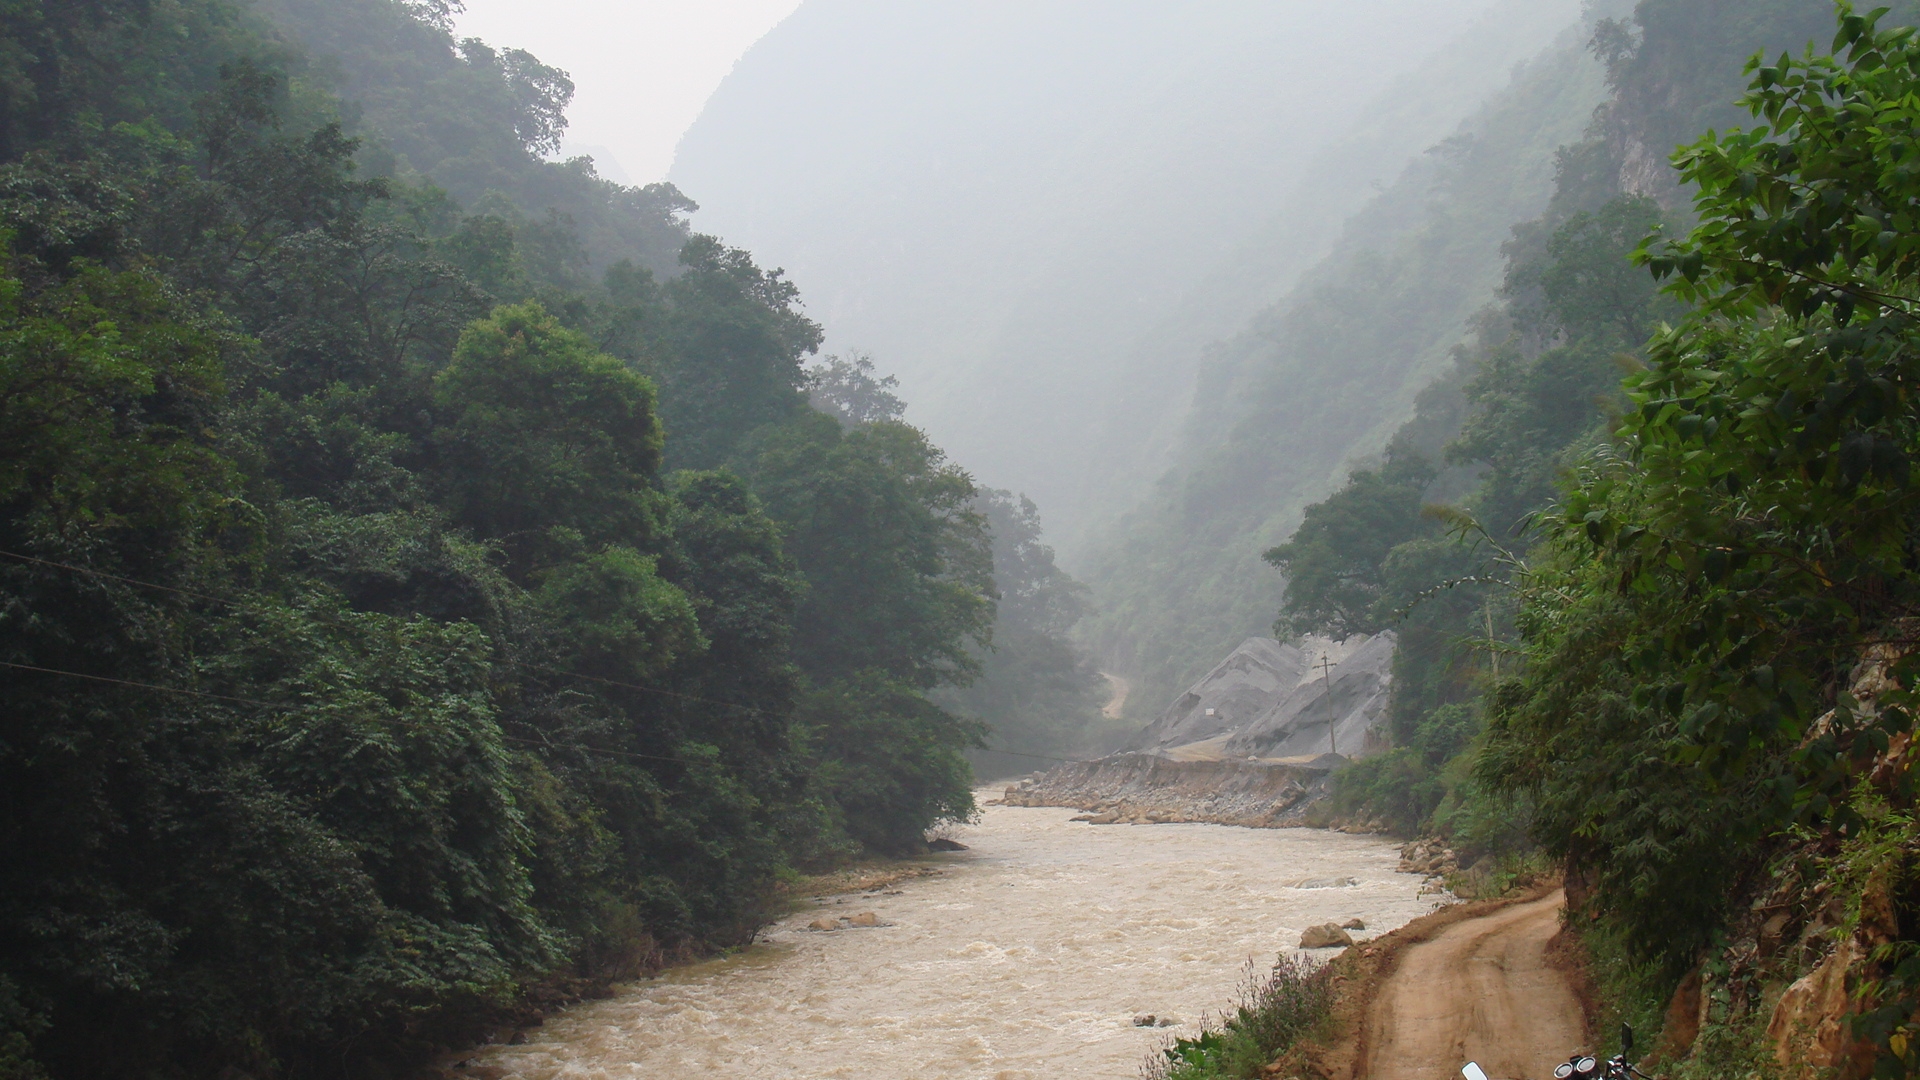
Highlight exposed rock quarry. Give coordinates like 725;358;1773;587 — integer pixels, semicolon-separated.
1007;632;1397;823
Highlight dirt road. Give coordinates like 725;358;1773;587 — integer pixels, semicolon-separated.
1359;890;1585;1080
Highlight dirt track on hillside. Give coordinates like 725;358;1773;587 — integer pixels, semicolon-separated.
1355;889;1586;1080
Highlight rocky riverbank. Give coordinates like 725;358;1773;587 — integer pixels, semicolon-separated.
997;752;1343;827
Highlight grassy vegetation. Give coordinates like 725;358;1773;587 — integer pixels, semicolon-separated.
1140;954;1332;1080
1576;905;1780;1080
1579;918;1677;1056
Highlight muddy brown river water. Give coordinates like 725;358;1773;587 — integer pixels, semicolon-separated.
469;795;1440;1080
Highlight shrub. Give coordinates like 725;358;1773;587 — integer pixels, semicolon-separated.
1141;953;1332;1080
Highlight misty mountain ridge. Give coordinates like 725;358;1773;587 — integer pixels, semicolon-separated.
669;0;1583;551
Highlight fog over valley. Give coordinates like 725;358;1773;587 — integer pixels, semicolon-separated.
671;0;1583;554
8;2;1909;1079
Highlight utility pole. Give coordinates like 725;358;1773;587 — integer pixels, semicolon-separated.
1485;600;1499;682
1317;654;1336;757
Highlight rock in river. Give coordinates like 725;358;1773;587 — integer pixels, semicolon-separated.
1299;923;1354;949
1293;876;1358;889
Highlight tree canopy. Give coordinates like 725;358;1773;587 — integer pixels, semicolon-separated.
0;1;1035;1076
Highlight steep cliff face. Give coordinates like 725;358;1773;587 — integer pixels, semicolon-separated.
671;0;1585;544
1078;24;1609;719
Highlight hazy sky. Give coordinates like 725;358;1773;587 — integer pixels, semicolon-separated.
453;0;802;184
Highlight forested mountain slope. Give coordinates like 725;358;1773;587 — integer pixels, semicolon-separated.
1240;1;1920;1075
0;1;1090;1076
255;0;694;280
1081;21;1610;722
1146;2;1920;1076
668;0;1582;546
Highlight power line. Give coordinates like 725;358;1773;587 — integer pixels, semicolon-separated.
0;660;281;708
0;548;1036;768
0;548;234;606
0;547;771;718
0;659;714;767
510;661;768;718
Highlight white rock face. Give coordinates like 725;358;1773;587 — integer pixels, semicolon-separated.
1124;637;1307;751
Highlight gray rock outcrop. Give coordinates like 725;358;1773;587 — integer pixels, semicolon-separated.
1002;754;1337;828
1125;637;1307;751
1225;632;1396;759
1003;631;1399;826
1298;923;1355;949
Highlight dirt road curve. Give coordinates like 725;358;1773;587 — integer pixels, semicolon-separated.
1360;890;1585;1080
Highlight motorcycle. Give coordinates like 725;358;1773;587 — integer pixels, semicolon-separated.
1462;1023;1651;1080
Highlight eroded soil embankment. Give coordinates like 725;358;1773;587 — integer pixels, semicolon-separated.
1301;888;1589;1080
999;754;1334;827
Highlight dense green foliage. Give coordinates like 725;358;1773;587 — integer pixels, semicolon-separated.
1265;0;1849;846
1268;5;1920;1073
744;411;996;851
801;353;1110;777
1487;0;1920;963
0;1;1040;1076
1273;190;1680;838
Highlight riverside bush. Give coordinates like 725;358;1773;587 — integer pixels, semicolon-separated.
1141;954;1331;1080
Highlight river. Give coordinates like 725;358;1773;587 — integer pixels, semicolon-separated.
467;795;1439;1080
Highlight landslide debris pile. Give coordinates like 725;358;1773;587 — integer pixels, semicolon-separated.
1128;632;1395;760
1005;633;1394;822
1002;755;1335;828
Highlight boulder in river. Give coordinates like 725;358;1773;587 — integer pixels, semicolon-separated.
848;912;879;927
1298;923;1354;949
1342;918;1367;930
1293;876;1358;889
808;916;839;932
1398;838;1459;875
928;837;969;851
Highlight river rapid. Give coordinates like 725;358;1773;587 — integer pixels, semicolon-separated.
468;795;1439;1080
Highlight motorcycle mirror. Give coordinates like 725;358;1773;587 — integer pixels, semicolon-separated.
1464;1062;1491;1080
1621;1022;1634;1058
